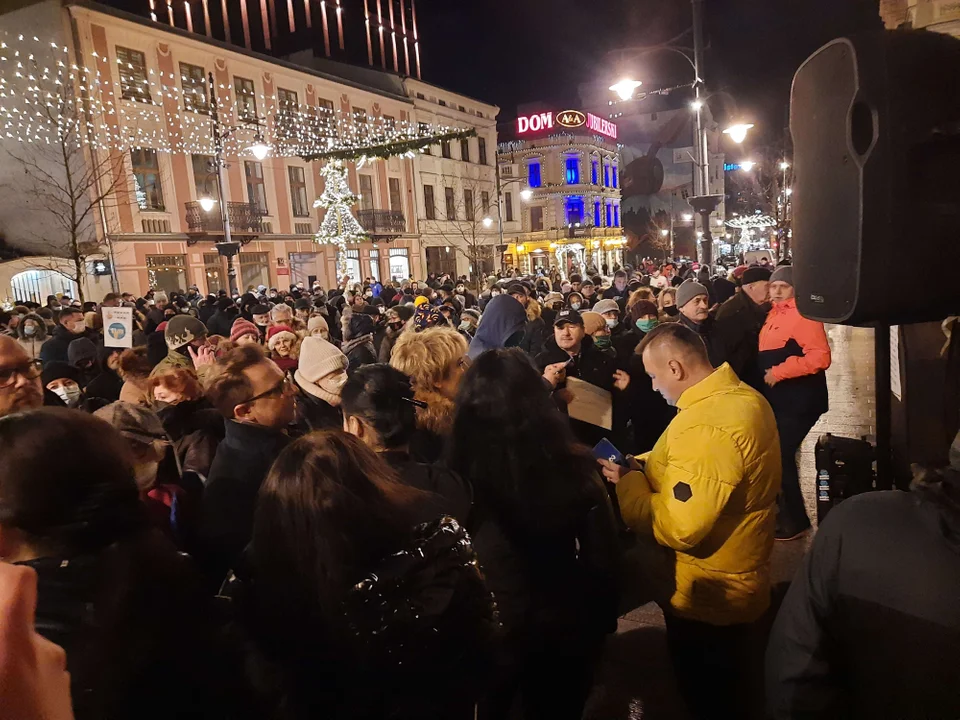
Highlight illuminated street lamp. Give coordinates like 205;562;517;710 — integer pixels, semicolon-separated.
722;122;754;144
198;196;217;213
660;229;669;237
482;217;493;228
249;136;270;160
739;160;757;172
690;100;703;111
780;161;790;171
609;78;643;101
681;213;694;222
519;188;533;201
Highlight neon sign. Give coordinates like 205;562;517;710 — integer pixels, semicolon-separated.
516;109;618;140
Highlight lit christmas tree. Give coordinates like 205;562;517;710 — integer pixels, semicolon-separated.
313;160;368;278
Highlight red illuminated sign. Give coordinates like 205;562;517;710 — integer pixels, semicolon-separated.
516;109;617;140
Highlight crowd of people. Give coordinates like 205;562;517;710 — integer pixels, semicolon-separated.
0;257;958;719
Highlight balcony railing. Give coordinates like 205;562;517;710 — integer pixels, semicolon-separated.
357;209;405;236
185;201;266;237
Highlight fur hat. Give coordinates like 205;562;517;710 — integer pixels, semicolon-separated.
229;317;260;343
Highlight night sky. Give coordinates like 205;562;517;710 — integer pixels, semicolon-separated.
417;0;883;141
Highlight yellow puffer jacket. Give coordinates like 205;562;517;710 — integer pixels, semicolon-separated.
617;363;781;625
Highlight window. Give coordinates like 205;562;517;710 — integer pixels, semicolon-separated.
606;201;612;228
277;88;297;136
478;137;488;165
388;177;402;213
505;192;514;222
439;99;447;107
591;159;599;185
529;206;543;232
131;149;164;210
203;253;225;294
441;140;452;159
463;189;474;220
191;154;218;204
146;255;186;293
235;76;257;122
116;47;150;103
565;157;580;184
179;62;209;114
458;104;465;112
317;97;336;137
288;166;309;217
460;137;470;163
444;186;456;220
481;190;490;214
369;248;381;282
418;123;433;155
594;200;601;227
613;202;620;227
389;247;410;281
359;175;374;211
612;164;619;188
245;161;268;214
416;92;425;99
528;161;542;188
604;161;610;187
566;196;584;225
424;185;436;220
345;249;361;283
353;107;368;136
239;252;270;290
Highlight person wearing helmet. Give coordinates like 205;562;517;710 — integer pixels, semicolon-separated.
151;315;216;383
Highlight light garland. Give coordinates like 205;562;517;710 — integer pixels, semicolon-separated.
0;33;475;159
313;160;367;278
725;214;776;229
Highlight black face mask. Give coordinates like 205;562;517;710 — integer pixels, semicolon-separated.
664;305;680;317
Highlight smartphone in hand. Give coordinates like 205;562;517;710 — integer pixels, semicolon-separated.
593;437;627;467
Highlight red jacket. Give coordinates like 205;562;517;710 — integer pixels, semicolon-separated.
759;298;831;382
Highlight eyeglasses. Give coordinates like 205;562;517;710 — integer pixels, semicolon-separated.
0;359;43;390
241;375;293;405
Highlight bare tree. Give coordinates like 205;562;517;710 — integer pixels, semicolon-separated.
2;82;123;302
420;174;499;287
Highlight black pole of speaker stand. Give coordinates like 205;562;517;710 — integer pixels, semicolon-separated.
874;323;893;490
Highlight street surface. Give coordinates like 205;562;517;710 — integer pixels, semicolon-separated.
584;326;877;719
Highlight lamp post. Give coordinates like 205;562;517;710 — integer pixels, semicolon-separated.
202;71;270;296
494;161;533;274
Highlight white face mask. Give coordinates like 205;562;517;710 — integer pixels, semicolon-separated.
605;317;618;329
53;384;81;406
570;303;581;310
23;324;38;336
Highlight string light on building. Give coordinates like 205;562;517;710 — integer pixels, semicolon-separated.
313;160;368;278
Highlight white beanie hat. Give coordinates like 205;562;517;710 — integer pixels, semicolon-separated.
307;314;329;335
294;336;348;403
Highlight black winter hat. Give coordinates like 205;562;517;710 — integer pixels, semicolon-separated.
42;361;79;387
741;266;772;285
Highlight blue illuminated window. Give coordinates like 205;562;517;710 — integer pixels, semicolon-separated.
606;201;612;227
604;162;610;187
565;157;580;185
594;200;601;226
612;165;618;188
528;161;542;188
591;159;598;185
566;196;584;225
613;202;620;226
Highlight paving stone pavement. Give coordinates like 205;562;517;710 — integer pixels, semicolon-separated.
583;326;878;719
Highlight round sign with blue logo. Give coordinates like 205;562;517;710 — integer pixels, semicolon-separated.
108;322;127;341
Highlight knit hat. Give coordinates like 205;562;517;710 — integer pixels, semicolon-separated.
413;295;430;308
386;305;414;324
631;300;660;319
230;317;260;343
592;299;620;316
94;401;168;446
67;337;99;367
41;361;79;387
543;292;563;306
164;315;207;350
295;337;349;404
267;324;297;350
307;314;329;335
581;311;606;336
413;304;444;332
676;280;708;309
462;308;481;323
294;297;312;310
741;266;772;286
770;265;793;286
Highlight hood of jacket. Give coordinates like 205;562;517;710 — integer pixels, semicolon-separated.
414;388;456;435
467;295;527;359
16;313;48;342
341;333;374;357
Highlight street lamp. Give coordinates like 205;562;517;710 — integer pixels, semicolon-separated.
249;136;270;160
198;196;217;213
609;78;643;101
681;213;694;222
722;122;755;144
660;229;669;237
739;160;757;172
519;188;533;201
482;217;493;228
779;161;790;171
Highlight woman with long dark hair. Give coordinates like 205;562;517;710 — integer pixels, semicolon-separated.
0;408;234;720
447;349;621;720
341;364;472;523
230;431;497;720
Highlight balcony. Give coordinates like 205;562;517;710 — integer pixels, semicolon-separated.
357;209;405;239
184;201;266;245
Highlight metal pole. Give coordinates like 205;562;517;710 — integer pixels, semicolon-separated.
875;324;893;490
495;160;506;277
691;0;714;267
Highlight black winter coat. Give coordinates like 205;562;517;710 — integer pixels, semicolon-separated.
157;399;225;478
292;384;343;435
678;312;722;367
624;351;675;455
207;308;238;338
200;421;290;586
520;317;550;357
380;450;473;524
84;369;124;403
767;488;960;719
39;324;81;365
712;290;769;391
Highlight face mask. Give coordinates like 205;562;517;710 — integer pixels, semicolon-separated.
53;384;81;406
636;318;659;333
594;336;612;350
664;305;680;317
23;324;37;336
71;322;86;334
459;321;473;333
605;318;618;329
570;303;581;311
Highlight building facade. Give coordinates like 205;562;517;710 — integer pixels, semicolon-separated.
0;0;497;300
497;109;624;278
881;0;960;34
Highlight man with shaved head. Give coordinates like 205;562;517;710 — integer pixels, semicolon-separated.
0;335;44;418
600;322;781;720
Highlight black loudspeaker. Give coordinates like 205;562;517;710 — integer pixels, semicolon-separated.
790;31;960;325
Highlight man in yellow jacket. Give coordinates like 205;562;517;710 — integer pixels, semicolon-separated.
602;322;781;720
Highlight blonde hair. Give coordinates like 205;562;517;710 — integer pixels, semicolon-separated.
658;287;677;311
627;287;655;311
390;327;468;392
